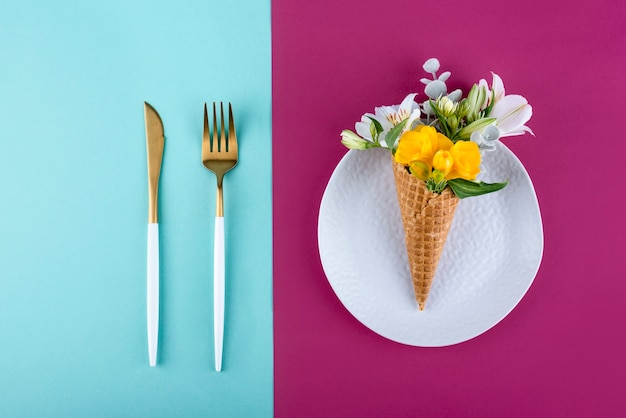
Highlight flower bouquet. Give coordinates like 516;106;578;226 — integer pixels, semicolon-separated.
341;58;533;310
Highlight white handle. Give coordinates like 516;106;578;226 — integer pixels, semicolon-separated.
214;217;225;372
147;223;159;367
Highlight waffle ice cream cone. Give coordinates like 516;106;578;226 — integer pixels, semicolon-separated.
391;159;459;310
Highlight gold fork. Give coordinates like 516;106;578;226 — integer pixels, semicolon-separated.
202;102;238;372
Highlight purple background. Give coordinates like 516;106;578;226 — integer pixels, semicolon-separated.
272;0;626;416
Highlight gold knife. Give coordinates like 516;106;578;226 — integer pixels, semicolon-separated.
144;102;164;367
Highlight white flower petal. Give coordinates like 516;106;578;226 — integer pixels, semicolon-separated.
355;114;375;139
499;128;526;137
490;95;532;133
377;132;390;148
406;108;423;129
374;106;397;130
496;109;531;133
499;124;534;137
398;93;418;112
355;122;371;139
522;125;535;136
491;72;505;102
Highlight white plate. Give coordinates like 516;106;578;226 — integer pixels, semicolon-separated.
318;142;543;346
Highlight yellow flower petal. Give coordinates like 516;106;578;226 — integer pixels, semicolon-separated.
409;161;431;181
437;133;454;151
433;150;454;176
394;130;423;165
447;141;481;180
394;125;453;168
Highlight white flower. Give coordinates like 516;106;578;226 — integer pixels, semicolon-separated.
355;93;421;148
354;114;377;142
490;95;533;137
479;72;533;137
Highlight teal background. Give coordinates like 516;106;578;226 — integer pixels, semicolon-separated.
0;0;273;416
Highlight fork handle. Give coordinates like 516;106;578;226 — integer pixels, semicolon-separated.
214;216;225;372
147;223;159;367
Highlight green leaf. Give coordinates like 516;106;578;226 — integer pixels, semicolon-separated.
383;118;408;150
456;117;497;140
367;116;384;134
428;99;451;138
447;178;508;199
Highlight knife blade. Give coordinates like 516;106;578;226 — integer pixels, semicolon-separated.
144;101;164;367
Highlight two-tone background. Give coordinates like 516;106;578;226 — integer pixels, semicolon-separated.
1;0;625;416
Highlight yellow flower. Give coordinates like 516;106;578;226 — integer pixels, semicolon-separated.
393;125;479;184
448;141;481;180
394;125;453;167
409;161;431;181
432;150;454;177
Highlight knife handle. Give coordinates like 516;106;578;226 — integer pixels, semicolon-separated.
147;223;159;367
214;216;225;372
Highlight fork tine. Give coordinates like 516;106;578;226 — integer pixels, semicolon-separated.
203;103;209;145
219;102;226;152
212;102;218;152
228;103;238;154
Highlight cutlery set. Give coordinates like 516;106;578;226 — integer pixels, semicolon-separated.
144;102;238;371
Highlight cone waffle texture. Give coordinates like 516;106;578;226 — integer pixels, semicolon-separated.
391;159;460;310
